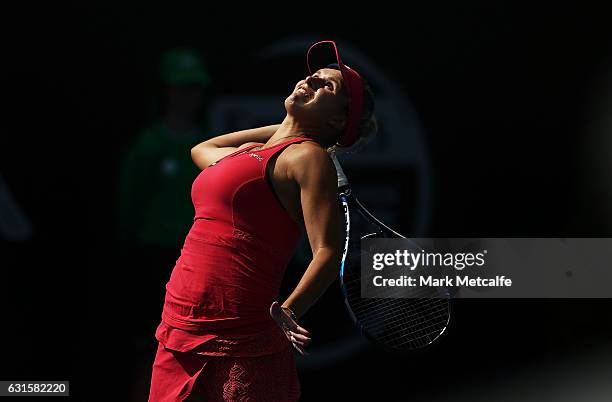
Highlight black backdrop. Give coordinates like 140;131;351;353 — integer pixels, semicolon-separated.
2;2;612;401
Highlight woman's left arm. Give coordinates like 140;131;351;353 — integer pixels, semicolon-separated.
281;144;342;319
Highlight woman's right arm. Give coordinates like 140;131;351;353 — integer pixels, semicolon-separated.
191;124;280;170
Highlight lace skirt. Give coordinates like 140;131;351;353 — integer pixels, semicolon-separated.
148;341;300;402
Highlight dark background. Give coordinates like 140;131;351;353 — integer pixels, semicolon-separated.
2;2;612;401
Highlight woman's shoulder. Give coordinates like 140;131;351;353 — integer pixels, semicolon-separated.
286;139;325;154
281;142;335;179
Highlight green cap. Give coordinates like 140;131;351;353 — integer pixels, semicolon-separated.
161;47;210;86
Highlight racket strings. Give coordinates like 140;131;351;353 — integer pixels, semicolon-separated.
356;301;448;348
352;297;449;348
360;302;448;347
343;241;449;351
344;271;449;349
349;293;449;326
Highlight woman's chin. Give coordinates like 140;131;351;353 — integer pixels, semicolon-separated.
285;96;309;114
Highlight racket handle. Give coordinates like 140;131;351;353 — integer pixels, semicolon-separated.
329;151;349;188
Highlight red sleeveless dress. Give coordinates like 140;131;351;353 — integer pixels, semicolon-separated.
154;137;313;357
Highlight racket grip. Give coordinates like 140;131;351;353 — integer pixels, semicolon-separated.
329;151;349;188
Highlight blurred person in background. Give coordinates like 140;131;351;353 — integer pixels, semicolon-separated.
117;47;211;248
116;47;212;340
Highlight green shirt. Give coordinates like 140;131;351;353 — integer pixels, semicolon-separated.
117;119;206;248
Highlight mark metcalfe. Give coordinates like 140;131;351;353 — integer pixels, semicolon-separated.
372;275;512;287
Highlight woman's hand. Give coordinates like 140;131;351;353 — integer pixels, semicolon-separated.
191;124;281;170
269;301;312;355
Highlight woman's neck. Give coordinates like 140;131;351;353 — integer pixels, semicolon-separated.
267;116;322;145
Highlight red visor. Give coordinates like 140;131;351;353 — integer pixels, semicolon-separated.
306;40;364;147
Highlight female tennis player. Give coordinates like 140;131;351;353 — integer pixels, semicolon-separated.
148;40;376;401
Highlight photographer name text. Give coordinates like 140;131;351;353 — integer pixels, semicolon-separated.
372;275;512;287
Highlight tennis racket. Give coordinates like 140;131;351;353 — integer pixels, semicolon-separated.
330;152;451;352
